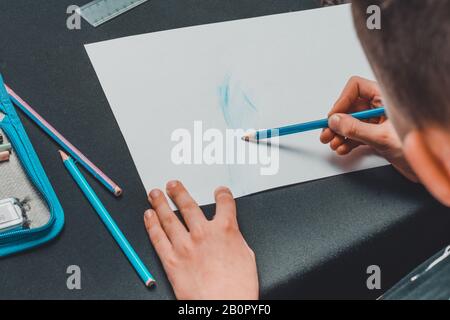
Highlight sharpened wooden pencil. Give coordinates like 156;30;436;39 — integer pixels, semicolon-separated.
242;107;386;141
60;151;155;287
6;85;122;197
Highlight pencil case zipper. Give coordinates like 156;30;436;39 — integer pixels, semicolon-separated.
0;118;55;243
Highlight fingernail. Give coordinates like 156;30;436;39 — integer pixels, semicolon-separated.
167;180;178;189
372;96;383;106
329;114;341;129
215;186;231;196
144;210;153;218
149;189;161;199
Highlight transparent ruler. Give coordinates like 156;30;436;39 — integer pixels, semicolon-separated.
78;0;149;27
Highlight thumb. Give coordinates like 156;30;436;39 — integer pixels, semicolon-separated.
328;113;380;145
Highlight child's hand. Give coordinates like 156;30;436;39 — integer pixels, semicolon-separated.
144;181;259;300
320;76;417;182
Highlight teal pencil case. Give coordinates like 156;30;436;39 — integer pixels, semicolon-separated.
0;74;64;256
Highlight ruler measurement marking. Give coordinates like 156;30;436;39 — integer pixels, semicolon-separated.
79;0;149;27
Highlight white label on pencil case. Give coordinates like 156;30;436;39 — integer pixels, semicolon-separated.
0;198;24;232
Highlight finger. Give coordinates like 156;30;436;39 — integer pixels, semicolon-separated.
144;209;174;259
371;95;384;107
368;117;381;125
328;113;383;146
148;189;188;242
330;135;346;151
214;186;237;227
166;180;206;231
329;76;380;115
320;128;336;144
353;98;385;124
336;140;362;155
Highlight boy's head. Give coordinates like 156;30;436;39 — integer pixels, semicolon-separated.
352;0;450;206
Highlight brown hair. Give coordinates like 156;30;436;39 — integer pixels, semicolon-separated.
320;0;350;6
351;0;450;127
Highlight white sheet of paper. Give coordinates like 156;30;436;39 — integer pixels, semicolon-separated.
85;4;388;207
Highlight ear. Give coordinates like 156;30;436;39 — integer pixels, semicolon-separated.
403;128;450;207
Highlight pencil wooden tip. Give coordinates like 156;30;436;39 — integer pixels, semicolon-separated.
114;187;123;197
146;279;156;287
59;150;69;161
241;130;256;142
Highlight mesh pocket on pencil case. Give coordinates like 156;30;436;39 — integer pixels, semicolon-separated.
0;128;50;235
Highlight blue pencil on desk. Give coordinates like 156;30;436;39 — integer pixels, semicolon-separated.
242;107;386;141
60;151;155;287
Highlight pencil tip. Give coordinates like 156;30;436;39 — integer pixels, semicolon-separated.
241;129;256;142
59;150;69;161
146;279;156;287
114;187;123;197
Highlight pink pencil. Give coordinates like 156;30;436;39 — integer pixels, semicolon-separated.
5;84;122;196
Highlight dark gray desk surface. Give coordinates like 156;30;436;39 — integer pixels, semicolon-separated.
1;0;449;300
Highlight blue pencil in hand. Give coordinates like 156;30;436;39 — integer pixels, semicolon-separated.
242;107;385;141
60;151;155;287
